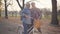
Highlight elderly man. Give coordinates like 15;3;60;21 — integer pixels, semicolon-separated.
31;2;42;33
20;2;32;34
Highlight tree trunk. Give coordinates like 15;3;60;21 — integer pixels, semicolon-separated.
51;0;58;25
0;0;2;17
16;0;25;10
22;0;24;9
0;11;1;17
4;0;8;19
16;0;23;10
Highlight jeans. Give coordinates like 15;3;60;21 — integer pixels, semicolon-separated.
23;23;32;34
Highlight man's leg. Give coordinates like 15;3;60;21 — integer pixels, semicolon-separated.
37;28;42;33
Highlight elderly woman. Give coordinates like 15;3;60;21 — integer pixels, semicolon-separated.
20;2;32;34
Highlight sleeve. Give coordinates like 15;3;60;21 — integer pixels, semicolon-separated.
20;9;26;17
38;9;41;16
20;9;26;20
38;9;42;19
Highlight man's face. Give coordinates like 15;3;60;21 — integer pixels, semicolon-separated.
31;3;35;7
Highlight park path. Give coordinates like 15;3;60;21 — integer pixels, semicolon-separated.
0;17;60;34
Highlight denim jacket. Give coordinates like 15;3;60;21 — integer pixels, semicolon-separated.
20;7;32;24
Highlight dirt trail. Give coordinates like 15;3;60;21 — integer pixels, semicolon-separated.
0;17;60;34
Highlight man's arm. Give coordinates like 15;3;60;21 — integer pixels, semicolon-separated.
38;8;42;19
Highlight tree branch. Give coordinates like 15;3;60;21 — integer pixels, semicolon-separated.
22;0;24;9
16;0;23;10
7;3;11;7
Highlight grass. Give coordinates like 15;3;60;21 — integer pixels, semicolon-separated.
42;15;60;21
58;15;60;21
0;14;60;21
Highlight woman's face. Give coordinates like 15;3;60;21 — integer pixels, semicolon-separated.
26;3;30;8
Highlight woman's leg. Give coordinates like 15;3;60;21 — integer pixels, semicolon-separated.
23;23;28;34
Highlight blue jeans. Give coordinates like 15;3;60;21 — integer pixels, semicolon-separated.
23;23;32;34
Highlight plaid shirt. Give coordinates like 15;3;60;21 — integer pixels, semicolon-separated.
31;8;41;19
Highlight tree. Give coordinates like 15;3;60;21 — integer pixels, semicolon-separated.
4;0;8;18
0;0;2;17
51;0;59;25
16;0;25;10
4;0;12;19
